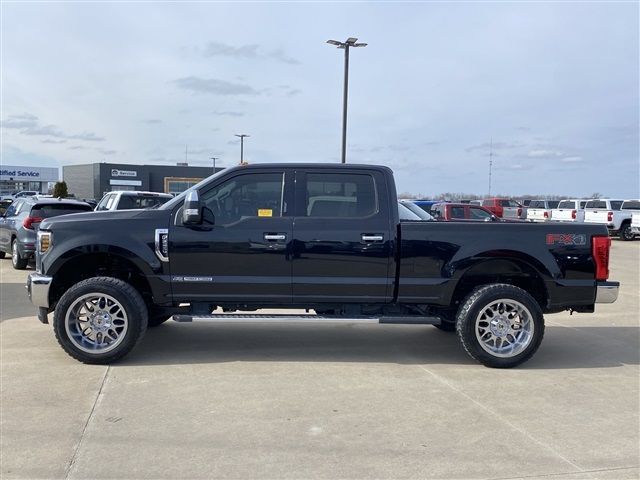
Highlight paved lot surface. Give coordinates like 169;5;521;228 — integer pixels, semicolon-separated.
1;242;638;479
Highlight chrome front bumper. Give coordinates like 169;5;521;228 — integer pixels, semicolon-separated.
26;273;52;309
595;281;619;304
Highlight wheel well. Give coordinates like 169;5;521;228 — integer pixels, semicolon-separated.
50;253;152;310
450;259;548;312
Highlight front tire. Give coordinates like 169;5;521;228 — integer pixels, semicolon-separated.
619;223;635;241
11;240;27;269
456;284;545;368
53;277;148;364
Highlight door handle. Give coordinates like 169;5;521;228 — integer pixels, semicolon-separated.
264;233;286;241
361;234;384;242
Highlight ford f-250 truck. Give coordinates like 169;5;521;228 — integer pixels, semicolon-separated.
26;164;619;368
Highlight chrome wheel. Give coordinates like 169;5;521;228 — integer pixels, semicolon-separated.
475;298;534;358
12;242;18;266
65;293;129;354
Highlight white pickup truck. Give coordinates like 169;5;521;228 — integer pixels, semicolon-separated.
631;212;640;236
551;199;588;223
584;199;639;241
526;200;560;222
95;191;173;211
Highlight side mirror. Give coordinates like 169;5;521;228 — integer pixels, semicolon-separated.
182;190;202;225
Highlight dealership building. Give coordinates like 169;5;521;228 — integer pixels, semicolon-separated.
0;165;60;194
63;162;222;200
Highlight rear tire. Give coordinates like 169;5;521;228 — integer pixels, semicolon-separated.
53;277;148;364
456;284;545;368
11;240;27;270
0;251;5;259
619;223;635;241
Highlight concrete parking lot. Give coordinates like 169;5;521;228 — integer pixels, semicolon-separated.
1;242;638;479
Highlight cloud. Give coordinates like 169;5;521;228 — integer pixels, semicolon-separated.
98;149;117;155
561;156;583;163
68;145;86;150
41;139;66;144
1;113;38;129
201;41;299;65
268;48;299;65
143;119;162;124
212;111;244;117
527;149;564;158
1;113;105;141
465;141;523;153
173;76;259;95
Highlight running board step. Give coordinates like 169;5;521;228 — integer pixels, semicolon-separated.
172;314;441;325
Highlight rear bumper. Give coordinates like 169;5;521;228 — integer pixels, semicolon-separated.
595;281;619;304
26;273;52;309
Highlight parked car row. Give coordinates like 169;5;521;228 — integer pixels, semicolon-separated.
404;196;640;240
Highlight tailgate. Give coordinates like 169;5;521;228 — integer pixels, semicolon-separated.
584;210;609;224
552;209;573;221
527;209;547;221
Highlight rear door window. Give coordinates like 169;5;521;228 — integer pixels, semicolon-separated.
31;203;93;218
304;173;376;218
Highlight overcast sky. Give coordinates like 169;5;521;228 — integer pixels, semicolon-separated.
1;2;638;197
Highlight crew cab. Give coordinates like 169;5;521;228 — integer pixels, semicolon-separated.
481;198;524;219
584;199;638;241
551;199;588;223
525;200;560;222
430;202;498;222
26;164;619;368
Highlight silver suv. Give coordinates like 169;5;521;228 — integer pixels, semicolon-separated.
0;198;93;269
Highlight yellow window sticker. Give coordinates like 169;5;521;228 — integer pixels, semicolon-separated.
258;209;273;217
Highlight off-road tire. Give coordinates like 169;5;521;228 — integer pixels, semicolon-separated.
11;240;28;270
456;284;545;368
53;277;148;364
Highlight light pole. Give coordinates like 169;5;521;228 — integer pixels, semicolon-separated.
235;134;250;164
210;156;219;174
326;37;367;163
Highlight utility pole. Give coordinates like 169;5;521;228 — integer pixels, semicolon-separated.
488;138;493;197
326;37;367;163
235;134;250;164
210;156;218;174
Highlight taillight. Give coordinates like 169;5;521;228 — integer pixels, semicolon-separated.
544;211;548;218
607;211;613;222
22;216;44;230
571;210;577;219
592;236;611;281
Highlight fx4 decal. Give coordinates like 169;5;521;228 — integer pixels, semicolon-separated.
546;234;587;246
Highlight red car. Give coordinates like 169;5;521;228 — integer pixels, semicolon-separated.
480;198;524;219
431;202;498;221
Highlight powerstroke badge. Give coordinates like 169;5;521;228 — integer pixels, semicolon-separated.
546;234;587;246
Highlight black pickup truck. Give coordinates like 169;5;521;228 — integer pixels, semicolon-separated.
27;164;619;367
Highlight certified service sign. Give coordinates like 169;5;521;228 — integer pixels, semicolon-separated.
0;165;59;182
111;169;137;177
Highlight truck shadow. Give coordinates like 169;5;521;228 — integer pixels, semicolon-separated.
124;323;640;369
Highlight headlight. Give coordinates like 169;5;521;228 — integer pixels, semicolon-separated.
38;230;52;254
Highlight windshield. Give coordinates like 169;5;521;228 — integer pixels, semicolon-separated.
399;200;433;220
